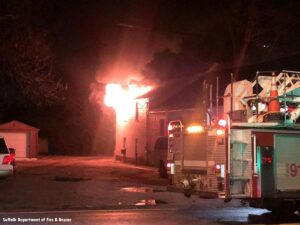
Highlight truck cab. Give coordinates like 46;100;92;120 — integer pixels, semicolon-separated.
167;119;226;197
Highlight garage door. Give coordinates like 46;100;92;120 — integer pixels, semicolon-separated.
0;132;28;158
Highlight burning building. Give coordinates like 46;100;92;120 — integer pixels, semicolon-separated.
105;76;221;165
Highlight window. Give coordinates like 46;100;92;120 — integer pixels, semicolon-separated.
0;138;9;154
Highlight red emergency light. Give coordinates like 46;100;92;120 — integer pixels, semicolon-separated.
263;156;273;164
166;162;174;172
215;164;221;175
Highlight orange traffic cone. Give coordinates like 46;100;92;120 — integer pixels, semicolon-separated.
269;72;280;112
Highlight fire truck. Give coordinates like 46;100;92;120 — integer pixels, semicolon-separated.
168;70;300;213
167;119;226;197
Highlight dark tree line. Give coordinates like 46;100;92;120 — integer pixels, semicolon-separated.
0;1;66;107
143;0;300;82
1;0;300;155
0;0;116;155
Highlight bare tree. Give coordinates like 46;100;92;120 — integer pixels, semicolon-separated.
0;2;66;106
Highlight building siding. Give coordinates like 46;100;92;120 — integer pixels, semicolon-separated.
115;99;149;164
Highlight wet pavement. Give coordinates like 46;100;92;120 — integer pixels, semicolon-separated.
0;156;174;211
0;156;299;224
0;207;299;225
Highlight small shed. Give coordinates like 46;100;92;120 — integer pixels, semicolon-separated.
0;120;39;158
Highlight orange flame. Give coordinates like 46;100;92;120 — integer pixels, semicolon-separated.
104;83;152;123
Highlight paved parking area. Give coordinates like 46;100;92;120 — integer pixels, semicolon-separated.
0;156;240;212
0;156;168;211
1;156;298;224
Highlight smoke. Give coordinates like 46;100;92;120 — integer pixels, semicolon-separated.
86;1;183;155
88;30;181;155
94;31;180;87
93;0;181;87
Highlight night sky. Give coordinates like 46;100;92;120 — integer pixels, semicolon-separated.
49;0;300;81
4;1;300;84
1;0;300;154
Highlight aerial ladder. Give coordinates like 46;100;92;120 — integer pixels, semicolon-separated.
224;70;300;124
223;70;300;214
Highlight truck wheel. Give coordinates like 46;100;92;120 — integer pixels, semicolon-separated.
184;189;192;197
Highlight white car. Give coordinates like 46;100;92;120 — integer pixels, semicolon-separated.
0;138;14;177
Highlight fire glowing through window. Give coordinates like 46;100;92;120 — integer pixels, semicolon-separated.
104;83;152;123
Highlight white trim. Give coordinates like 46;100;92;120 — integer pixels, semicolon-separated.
232;122;279;127
253;135;257;174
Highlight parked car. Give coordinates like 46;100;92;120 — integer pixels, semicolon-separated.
153;137;168;178
0;138;14;177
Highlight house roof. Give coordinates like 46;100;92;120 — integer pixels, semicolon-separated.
138;71;219;111
0;120;39;132
138;53;300;112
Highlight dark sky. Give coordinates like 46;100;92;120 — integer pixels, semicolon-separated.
2;0;300;154
42;1;300;84
49;0;180;85
3;0;300;90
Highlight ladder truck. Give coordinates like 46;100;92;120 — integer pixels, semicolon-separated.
223;70;300;214
168;70;300;213
166;81;227;198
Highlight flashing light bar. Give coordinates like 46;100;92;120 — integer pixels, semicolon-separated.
186;125;204;134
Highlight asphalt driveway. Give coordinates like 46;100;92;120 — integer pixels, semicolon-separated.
0;156;240;212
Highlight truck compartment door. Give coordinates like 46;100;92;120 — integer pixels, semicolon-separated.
257;146;275;197
275;134;300;192
229;141;251;197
